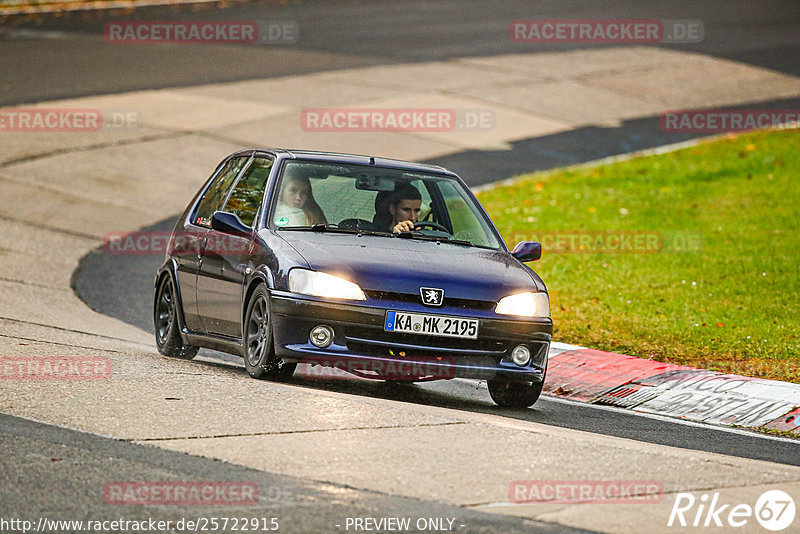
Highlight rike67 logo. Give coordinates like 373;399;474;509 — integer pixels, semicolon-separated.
668;490;795;531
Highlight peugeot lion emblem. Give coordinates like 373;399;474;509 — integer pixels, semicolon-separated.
420;287;444;307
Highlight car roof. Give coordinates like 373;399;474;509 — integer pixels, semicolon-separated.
229;148;455;177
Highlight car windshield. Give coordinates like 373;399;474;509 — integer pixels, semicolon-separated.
269;161;502;249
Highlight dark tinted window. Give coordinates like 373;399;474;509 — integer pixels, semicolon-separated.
223;157;274;227
193;156;249;227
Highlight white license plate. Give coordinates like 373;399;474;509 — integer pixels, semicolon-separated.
384;311;478;339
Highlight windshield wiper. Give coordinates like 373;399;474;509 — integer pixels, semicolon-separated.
310;223;344;232
309;223;392;237
283;224;471;244
395;231;474;247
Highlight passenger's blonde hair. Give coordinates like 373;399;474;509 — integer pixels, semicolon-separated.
280;174;327;226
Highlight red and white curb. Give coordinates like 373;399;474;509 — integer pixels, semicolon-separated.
546;341;800;435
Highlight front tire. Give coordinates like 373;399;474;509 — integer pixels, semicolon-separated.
487;379;544;408
154;275;198;360
243;285;296;381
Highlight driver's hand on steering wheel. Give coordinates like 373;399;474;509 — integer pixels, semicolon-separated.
392;220;415;233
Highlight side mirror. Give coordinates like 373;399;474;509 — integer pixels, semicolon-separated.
211;211;250;235
511;241;542;262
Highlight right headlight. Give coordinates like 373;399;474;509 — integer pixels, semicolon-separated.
495;292;550;318
288;269;366;301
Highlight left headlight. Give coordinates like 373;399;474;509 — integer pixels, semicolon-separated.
288;269;366;301
495;292;549;318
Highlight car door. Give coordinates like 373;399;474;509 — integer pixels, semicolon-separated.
179;155;250;332
196;156;274;338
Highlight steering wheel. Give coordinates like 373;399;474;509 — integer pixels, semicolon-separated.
413;221;450;233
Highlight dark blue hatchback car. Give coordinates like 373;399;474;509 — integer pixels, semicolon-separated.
154;149;552;407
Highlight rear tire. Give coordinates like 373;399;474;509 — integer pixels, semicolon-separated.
243;285;296;381
487;379;543;408
154;275;198;360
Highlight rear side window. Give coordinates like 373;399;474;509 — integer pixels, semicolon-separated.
193;156;249;227
223;157;274;227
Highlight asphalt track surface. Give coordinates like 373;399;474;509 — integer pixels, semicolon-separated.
0;413;591;534
4;0;800;528
4;1;800;182
74;227;800;468
51;0;800;464
9;2;795;264
3;0;800;103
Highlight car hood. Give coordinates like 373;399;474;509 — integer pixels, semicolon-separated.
274;230;545;301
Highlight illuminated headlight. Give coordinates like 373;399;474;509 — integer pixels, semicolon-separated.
495;292;550;318
289;269;366;300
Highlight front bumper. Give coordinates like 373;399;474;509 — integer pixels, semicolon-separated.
270;292;552;383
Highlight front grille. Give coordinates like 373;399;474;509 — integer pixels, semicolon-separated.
364;290;495;311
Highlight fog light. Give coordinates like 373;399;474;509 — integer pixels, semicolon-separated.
511;344;531;367
310;325;334;348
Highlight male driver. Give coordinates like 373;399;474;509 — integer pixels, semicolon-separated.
386;184;422;233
